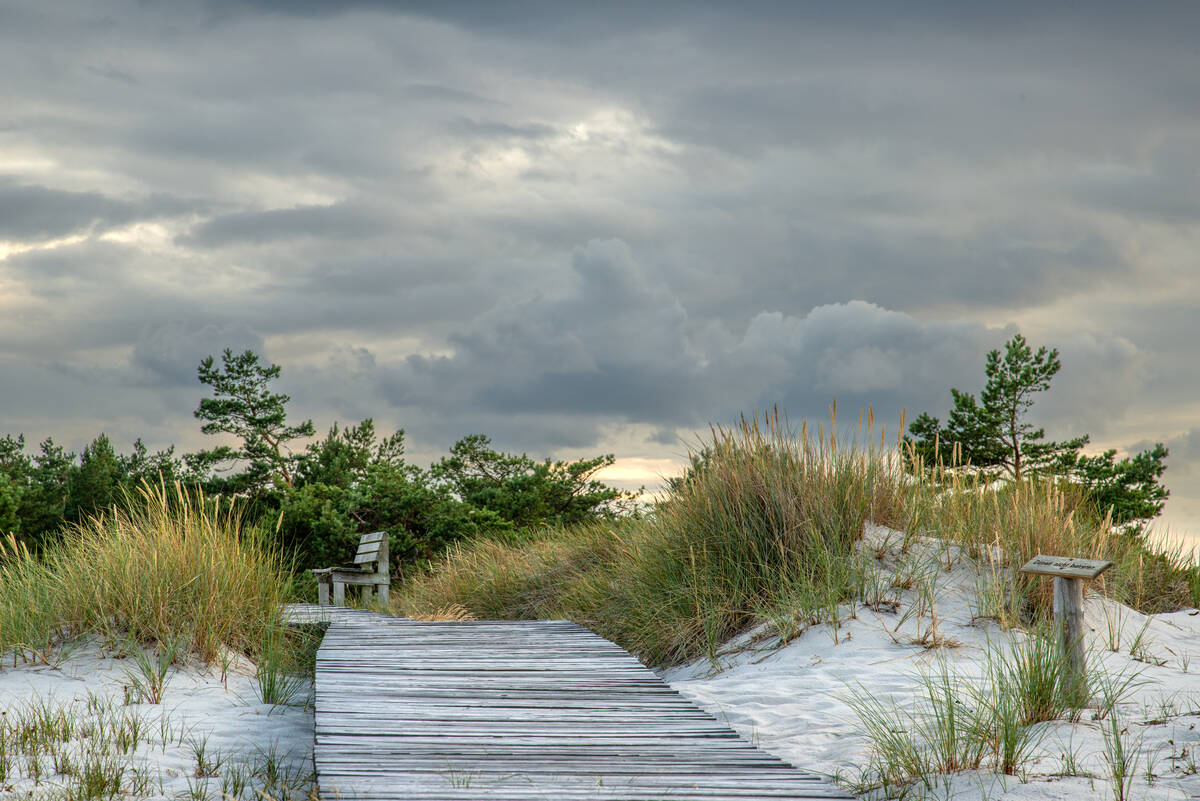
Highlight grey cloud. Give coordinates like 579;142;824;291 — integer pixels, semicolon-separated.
3;0;1200;530
0;182;199;242
0;182;137;240
712;301;1004;426
131;322;266;387
379;239;697;422
401;83;497;105
663;214;1128;326
0;357;198;453
85;63;138;85
1124;431;1200;484
1165;430;1200;466
0;239;267;360
197;1;1200;41
451;119;558;141
200;0;687;39
379;241;1005;437
649;426;682;447
1070;139;1200;223
179;202;392;248
653;72;1170;166
5;238;145;290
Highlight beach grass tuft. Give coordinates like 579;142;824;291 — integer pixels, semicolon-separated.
0;480;297;665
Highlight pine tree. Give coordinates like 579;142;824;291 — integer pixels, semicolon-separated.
910;334;1086;479
1060;443;1170;526
907;333;1170;529
192;348;315;493
66;433;121;522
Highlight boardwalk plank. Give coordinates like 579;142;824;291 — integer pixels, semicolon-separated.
294;605;853;800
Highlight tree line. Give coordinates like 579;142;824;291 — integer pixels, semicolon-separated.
0;349;634;574
0;334;1173;575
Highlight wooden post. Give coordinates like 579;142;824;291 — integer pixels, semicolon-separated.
1053;575;1086;698
317;578;330;607
376;535;390;607
1021;554;1113;704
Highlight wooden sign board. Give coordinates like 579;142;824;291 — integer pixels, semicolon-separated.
1020;554;1113;580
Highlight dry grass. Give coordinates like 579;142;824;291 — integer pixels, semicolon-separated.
406;604;477;622
0;481;296;664
397;408;1199;667
397;409;917;666
914;466;1198;624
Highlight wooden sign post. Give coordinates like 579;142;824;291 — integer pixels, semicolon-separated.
1020;554;1113;700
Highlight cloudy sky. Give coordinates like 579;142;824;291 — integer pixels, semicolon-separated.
2;1;1198;543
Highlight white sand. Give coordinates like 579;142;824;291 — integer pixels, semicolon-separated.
0;641;313;799
662;525;1200;800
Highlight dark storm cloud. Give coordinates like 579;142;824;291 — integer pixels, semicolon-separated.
0;182;139;241
379;240;1006;437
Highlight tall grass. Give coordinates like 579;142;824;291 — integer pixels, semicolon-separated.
914;467;1199;624
0;481;296;664
398;407;1198;666
590;410;913;664
399;409;916;666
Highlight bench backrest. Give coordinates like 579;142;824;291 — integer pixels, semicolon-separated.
354;531;389;571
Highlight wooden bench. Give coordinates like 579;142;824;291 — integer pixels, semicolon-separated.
312;531;390;607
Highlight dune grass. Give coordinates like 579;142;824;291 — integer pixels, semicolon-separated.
0;481;298;666
0;482;315;798
397;408;1198;668
0;690;314;801
917;469;1200;626
392;407;1200;799
845;628;1147;796
397;409;917;665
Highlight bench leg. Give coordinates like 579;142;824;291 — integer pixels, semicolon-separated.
333;580;345;606
317;580;330;607
378;582;389;607
362;585;374;606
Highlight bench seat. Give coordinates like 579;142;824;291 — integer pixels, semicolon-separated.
313;531;390;607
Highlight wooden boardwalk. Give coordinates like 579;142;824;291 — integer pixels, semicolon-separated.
294;606;853;800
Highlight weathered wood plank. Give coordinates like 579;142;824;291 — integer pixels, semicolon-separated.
306;613;852;800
